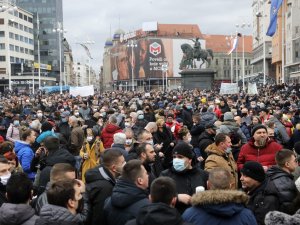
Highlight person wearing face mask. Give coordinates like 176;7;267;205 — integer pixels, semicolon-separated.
205;133;238;189
79;128;105;183
58;111;71;145
85;149;125;225
6;116;20;143
132;110;148;137
124;128;135;151
160;142;208;214
36;179;86;225
0;156;11;207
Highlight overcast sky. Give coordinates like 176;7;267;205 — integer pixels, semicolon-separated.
63;0;253;73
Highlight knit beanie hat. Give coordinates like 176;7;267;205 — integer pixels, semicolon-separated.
241;161;265;182
251;124;268;136
223;112;234;121
172;142;194;159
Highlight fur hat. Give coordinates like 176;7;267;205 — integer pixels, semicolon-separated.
251;124;268;136
241;161;265;182
172;142;194;159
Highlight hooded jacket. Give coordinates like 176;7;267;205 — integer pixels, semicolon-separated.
0;203;39;225
35;203;83;225
126;203;191;225
237;138;282;171
266;166;298;214
101;123;122;149
198;131;215;161
14;141;36;180
182;190;257;225
103;178;149;225
85;166;116;225
205;143;238;189
217;121;247;144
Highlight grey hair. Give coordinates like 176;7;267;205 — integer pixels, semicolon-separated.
113;132;126;145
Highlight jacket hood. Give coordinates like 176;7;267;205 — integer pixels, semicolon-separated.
201;112;216;121
198;131;215;141
104;123;121;133
220;121;239;130
0;203;36;224
39;204;80;222
135;203;183;225
45;148;75;166
205;143;225;156
191;190;249;217
85;166;115;185
111;178;148;208
266;166;294;180
14;141;30;153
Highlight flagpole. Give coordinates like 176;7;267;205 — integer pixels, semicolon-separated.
281;2;285;84
235;33;238;83
37;13;41;89
261;0;266;86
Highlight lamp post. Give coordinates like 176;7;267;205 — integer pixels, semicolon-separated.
162;63;168;91
127;40;137;91
236;22;251;91
53;22;66;94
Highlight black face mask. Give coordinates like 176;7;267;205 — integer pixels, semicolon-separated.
76;197;84;214
241;113;248;117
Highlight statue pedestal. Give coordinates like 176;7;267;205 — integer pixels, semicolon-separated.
179;68;216;90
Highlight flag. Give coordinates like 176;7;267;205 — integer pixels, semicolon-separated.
79;43;93;59
266;0;284;37
227;33;242;55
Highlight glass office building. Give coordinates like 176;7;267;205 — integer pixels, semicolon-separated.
16;0;63;79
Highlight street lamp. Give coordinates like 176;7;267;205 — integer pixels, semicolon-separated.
53;22;66;94
161;63;168;91
127;40;137;91
236;22;251;91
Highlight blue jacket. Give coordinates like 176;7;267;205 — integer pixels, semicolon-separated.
14;141;36;180
182;190;257;225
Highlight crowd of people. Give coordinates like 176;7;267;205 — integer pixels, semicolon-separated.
0;83;300;225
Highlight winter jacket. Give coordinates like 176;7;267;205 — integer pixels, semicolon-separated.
6;124;20;142
265;208;300;225
101;123;122;149
69;124;84;155
165;121;182;140
37;147;75;194
14;141;36;180
0;183;6;207
79;138;104;182
103;178;149;225
85;165;116;225
268;117;290;146
126;203;192;225
57;121;71;144
237;138;282;171
182;190;257;225
198;131;215;160
190;123;205;148
266;166;299;214
240;122;251;141
217;121;247;144
0;203;39;225
247;179;280;225
200;112;217;128
182;108;193;130
205;143;238;189
160;166;208;214
35;204;83;225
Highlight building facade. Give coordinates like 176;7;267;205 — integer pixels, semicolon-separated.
64;39;74;86
16;0;64;80
73;62;98;87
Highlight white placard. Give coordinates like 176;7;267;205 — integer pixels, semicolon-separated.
219;83;239;95
70;85;94;97
247;83;258;95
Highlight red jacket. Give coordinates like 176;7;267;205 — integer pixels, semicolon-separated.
101;123;122;149
237;138;282;171
165;121;182;140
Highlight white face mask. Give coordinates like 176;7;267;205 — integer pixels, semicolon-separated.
86;136;93;142
74;112;79;116
0;172;11;186
125;139;133;145
124;122;131;128
37;113;43;118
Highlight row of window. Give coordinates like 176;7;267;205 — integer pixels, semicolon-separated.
8;44;34;55
8;32;34;45
9;9;33;23
216;58;252;66
221;70;252;78
0;55;30;64
8;20;34;34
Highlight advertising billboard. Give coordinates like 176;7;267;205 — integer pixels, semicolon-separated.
110;38;205;81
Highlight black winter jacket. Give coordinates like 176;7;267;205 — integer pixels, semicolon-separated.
103;178;149;225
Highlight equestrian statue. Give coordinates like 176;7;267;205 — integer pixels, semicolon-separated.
180;38;214;70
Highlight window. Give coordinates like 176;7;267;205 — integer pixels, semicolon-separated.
9;32;14;39
14;22;18;29
0;31;4;37
20;47;24;53
28;17;33;23
0;56;5;61
19;24;23;30
25;48;29;54
224;59;227;65
15;34;19;41
24;26;29;32
216;59;218;65
20;35;24;42
10;56;15;63
19;12;23;19
15;46;20;52
24;15;28;21
0;44;5;49
24;37;29;43
9;44;14;51
0;19;4;25
237;59;240;65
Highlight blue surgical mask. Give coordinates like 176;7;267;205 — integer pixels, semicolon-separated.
173;158;187;172
61;118;67;123
138;114;144;120
146;139;154;146
13;121;20;126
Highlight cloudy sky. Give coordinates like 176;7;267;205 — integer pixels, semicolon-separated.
63;0;253;73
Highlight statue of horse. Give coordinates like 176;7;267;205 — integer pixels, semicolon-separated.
179;43;214;70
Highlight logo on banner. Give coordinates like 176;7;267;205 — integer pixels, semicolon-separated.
149;42;161;56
